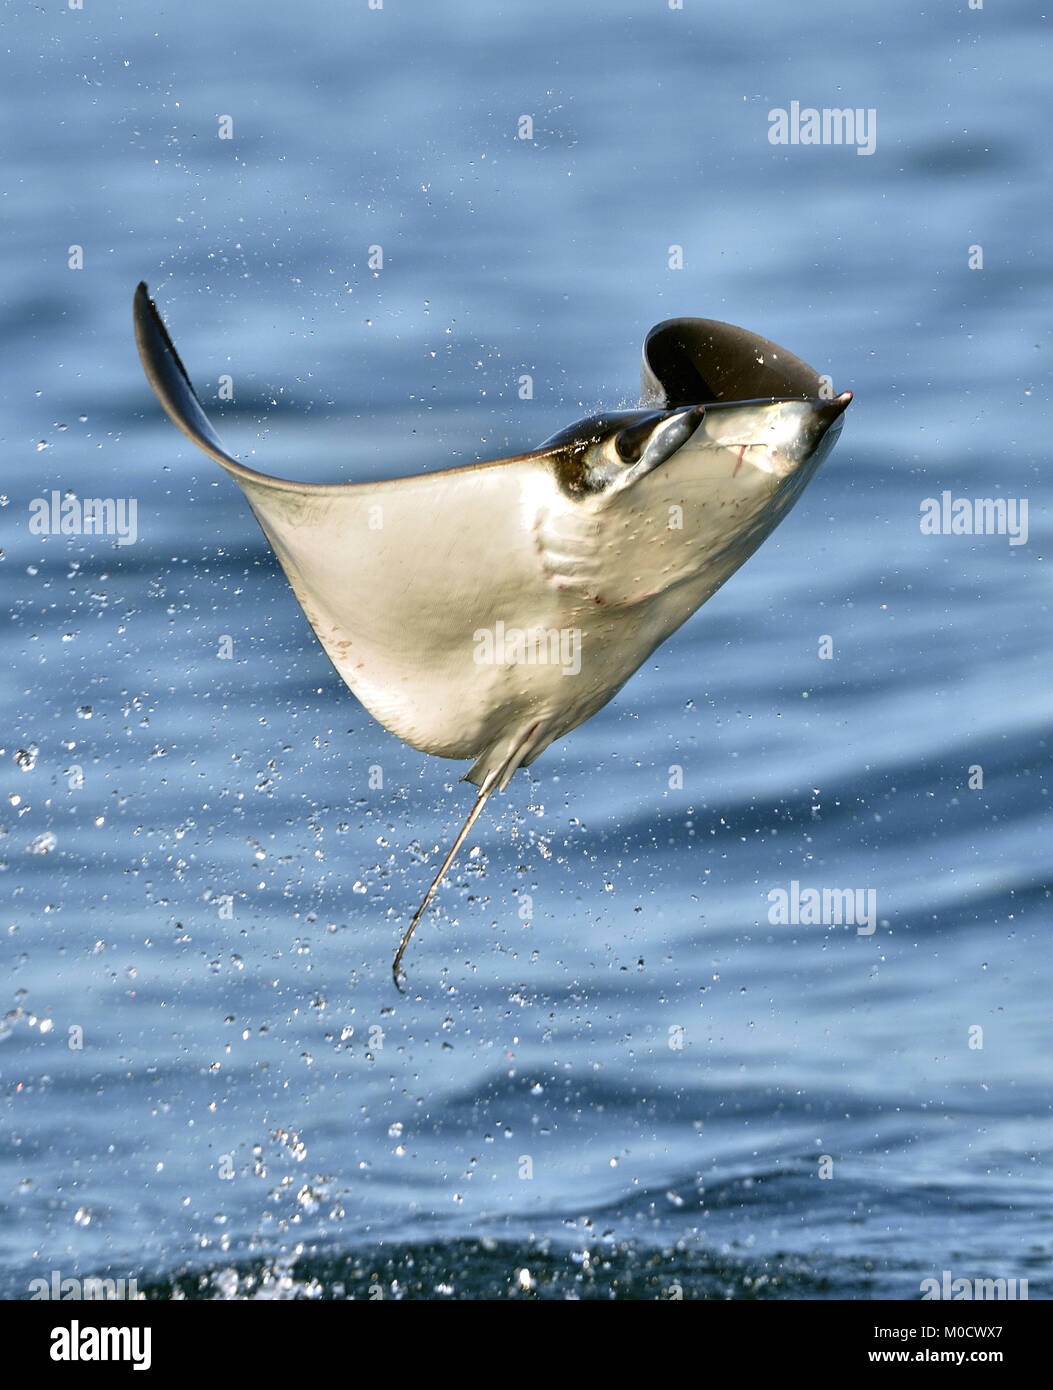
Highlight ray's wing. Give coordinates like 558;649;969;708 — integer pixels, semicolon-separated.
640;316;826;407
133;283;560;773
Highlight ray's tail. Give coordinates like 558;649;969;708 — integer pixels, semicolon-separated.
393;784;496;990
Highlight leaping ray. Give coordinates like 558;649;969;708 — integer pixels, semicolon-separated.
133;282;851;987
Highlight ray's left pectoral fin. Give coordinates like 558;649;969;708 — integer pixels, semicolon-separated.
133;281;245;473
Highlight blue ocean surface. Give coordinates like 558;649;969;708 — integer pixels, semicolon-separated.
0;0;1050;1300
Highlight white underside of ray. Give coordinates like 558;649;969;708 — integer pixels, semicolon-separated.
236;438;788;791
239;461;574;786
134;284;800;793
